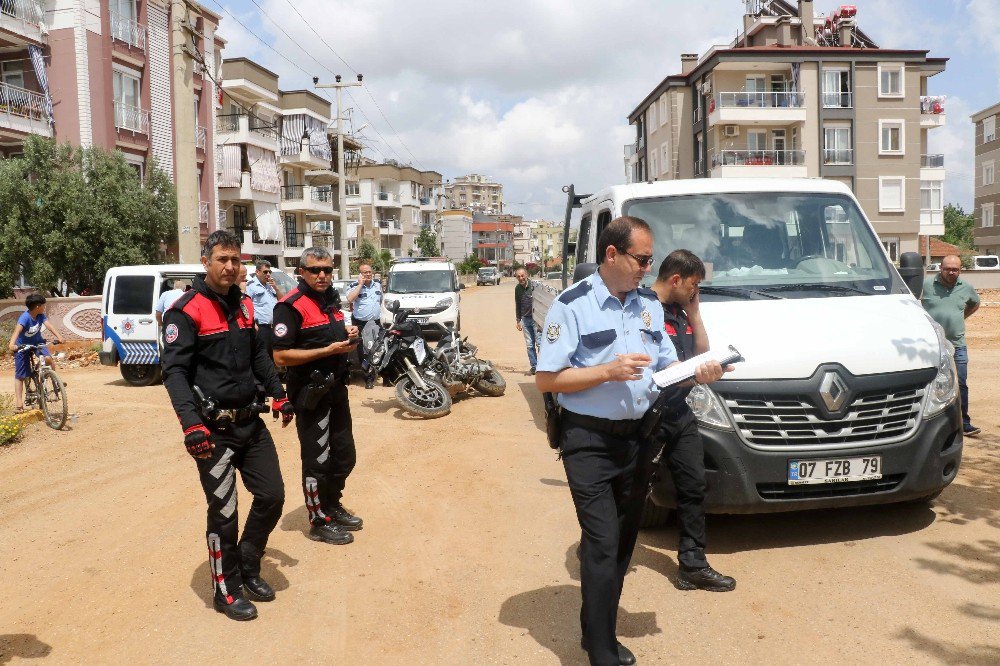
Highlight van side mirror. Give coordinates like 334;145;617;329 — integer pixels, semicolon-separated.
573;263;598;283
386;300;399;313
898;252;924;298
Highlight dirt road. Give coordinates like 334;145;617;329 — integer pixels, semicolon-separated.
1;282;998;664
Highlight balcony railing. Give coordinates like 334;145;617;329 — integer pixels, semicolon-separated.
251;227;280;245
623;143;637;159
921;154;945;168
196;125;207;150
0;0;42;26
312;187;333;203
216;113;240;133
712;91;805;109
113;100;150;134
823;148;853;165
214;112;279;140
377;192;399;203
822;91;853;108
285;229;305;248
0;82;46;124
711;149;805;167
199;202;209;226
920;96;945;115
248;115;279;141
378;218;402;231
110;11;147;51
281;185;304;201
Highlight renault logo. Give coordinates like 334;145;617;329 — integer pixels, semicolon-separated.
818;371;849;411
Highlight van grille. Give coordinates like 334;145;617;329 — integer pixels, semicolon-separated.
720;387;925;450
757;474;906;500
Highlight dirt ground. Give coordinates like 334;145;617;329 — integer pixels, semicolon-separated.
1;283;998;664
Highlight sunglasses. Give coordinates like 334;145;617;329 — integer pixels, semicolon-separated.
621;250;655;268
303;265;335;275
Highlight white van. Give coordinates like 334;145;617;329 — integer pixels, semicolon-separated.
100;264;205;385
537;178;962;517
380;258;463;333
971;255;999;270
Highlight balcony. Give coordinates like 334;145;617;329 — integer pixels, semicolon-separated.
196;124;207;150
199;202;209;225
219;172;280;205
375;192;401;207
708;91;806;127
279;143;330;170
709;149;807;178
0;0;44;45
920;96;946;128
0;82;51;138
113;100;150;134
284;228;306;248
378;218;402;235
109;11;147;52
279;184;336;216
821;91;853;109
624;143;637;159
215;112;280;152
920;209;944;235
920;153;945;182
823;148;853;165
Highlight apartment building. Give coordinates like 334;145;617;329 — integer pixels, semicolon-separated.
472;212;518;268
444;173;503;215
626;0;948;259
347;160;442;259
513;218;538;265
437;208;473;261
972;102;1000;255
534;221;567;269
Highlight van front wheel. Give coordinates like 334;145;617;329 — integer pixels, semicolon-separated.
120;363;162;387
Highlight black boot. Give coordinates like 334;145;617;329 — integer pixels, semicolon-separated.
580;637;636;665
331;503;364;530
364;377;374;389
239;541;276;602
309;520;354;545
678;565;736;592
213;590;257;621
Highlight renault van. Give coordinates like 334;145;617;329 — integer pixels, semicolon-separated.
536;178;962;518
380;258;462;333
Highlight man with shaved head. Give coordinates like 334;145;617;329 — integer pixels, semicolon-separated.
921;254;981;436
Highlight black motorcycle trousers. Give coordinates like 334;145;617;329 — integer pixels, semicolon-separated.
194;418;284;601
293;383;356;524
561;424;657;666
654;411;709;570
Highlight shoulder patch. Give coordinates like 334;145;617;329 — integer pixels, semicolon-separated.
558;280;593;305
636;287;657;299
164;323;179;344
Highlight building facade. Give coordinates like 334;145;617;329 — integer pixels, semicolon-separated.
437;208;473;261
472;213;517;269
972;102;1000;255
626;0;947;260
513;218;538;266
0;0;223;261
444;173;503;215
533;221;566;269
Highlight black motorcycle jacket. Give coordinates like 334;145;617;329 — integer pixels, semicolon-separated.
271;281;350;394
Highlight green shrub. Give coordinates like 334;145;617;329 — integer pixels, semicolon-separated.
0;394;23;445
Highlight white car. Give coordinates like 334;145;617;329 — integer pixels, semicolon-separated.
380;259;462;333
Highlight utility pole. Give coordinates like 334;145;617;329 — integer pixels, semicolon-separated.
314;74;363;280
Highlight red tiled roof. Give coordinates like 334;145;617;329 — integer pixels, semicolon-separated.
918;236;962;257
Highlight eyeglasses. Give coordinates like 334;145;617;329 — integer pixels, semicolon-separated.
621;250;655;268
303;265;335;275
260;270;271;274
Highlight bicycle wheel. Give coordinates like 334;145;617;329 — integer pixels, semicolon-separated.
38;368;68;430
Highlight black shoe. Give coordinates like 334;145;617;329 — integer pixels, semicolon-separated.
243;576;275;602
382;378;391;387
529;367;536;375
309;521;354;545
213;591;258;621
331;503;364;530
964;424;981;437
678;566;736;592
364;378;374;389
580;637;636;665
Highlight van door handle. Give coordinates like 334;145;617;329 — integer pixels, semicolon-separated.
139;318;153;324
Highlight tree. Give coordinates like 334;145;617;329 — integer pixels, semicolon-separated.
0;136;176;297
457;255;483;274
941;203;975;251
415;227;438;257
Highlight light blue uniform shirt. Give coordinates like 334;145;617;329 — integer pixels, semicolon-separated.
156;288;185;314
350;279;383;321
246;277;278;324
536;268;678;421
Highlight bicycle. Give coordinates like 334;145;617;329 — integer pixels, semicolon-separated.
16;341;69;430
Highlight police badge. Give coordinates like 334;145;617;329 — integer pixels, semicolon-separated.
641;310;652;328
240;301;250;320
546;323;561;342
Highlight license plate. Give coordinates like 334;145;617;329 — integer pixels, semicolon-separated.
788;456;882;485
413;317;429;324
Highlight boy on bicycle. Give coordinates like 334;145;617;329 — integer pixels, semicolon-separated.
8;294;64;412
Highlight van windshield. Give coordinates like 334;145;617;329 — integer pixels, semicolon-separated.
623;192;898;299
389;270;454;294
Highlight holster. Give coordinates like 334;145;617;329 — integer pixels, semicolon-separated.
639;387;676;440
543;392;562;450
300;370;337;411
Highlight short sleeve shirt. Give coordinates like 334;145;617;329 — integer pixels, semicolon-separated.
921;275;980;347
536;269;678;420
350;279;383;321
246;277;278;324
15;311;47;345
156;289;185;314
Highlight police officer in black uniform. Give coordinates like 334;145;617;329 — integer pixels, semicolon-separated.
162;230;294;621
650;250;736;592
536;218;729;666
271;247;363;545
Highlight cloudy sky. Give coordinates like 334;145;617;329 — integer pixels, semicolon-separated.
214;0;998;220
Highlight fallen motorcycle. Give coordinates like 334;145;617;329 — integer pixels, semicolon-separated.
427;325;506;398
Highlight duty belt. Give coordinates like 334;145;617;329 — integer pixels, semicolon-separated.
561;410;643;437
203;404;260;427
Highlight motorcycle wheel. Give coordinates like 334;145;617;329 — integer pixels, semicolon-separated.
395;376;452;418
471;367;506;397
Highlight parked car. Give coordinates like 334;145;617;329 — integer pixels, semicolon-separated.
476;267;501;286
926;262;941;272
971;255;999;270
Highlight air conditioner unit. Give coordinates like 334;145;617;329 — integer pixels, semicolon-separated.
701;80;712;95
723;125;740;137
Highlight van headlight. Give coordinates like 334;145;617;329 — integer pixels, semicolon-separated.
435;297;454;309
686;385;733;430
923;316;958;419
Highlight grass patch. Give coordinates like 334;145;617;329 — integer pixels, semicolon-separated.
0;393;24;446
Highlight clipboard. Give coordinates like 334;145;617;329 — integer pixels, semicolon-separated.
651;344;745;388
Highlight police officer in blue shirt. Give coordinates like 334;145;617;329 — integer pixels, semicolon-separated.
536;216;729;666
346;262;383;389
246;260;285;364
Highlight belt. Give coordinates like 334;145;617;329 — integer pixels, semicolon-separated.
561;410;643;437
204;404;259;427
256;322;272;327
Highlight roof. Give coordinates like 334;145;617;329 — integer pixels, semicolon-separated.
918;236;962;257
583;177;855;207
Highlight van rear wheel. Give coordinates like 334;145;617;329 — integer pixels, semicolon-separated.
120;363;162;387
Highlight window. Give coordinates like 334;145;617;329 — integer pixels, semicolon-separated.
747;129;767;153
983;160;995;186
648;104;656;129
232;204;248;236
1;62;24;89
660;142;669;175
879;120;904;155
659;94;668;127
822;68;851;108
111;0;135;21
878;63;904;97
345;182;359;196
649;151;657;179
824;125;852;164
881;237;900;262
985;116;997;143
879;176;905;212
984;203;995;229
920;180;942;211
112;276;155;315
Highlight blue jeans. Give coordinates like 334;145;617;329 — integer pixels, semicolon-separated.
521;316;538;370
954;346;971;428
